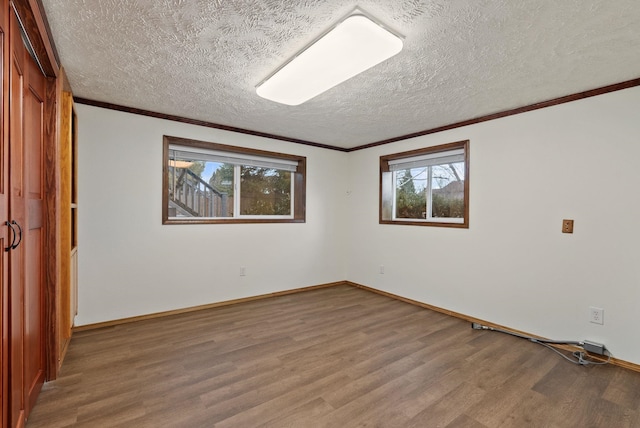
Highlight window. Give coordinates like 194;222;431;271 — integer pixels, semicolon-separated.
380;140;469;228
163;136;306;224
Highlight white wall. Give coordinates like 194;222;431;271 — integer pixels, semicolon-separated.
76;104;349;325
346;86;640;365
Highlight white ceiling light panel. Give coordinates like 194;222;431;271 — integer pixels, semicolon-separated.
256;13;403;106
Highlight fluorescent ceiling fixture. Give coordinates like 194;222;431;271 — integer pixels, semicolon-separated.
256;13;403;106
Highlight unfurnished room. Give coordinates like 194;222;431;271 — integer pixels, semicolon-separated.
1;1;640;427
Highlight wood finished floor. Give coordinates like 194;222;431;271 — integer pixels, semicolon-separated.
27;285;640;427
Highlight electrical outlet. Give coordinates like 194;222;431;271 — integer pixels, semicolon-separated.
379;265;384;274
562;219;574;233
589;306;604;325
240;266;246;277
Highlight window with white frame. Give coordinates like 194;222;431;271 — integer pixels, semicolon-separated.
380;140;469;227
163;136;306;224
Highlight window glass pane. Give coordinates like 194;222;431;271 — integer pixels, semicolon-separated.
240;167;291;216
164;136;306;224
168;153;233;218
207;162;234;217
395;167;427;219
393;161;465;220
380;140;468;227
431;162;464;218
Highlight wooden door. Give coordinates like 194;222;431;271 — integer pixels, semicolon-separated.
23;26;46;418
6;6;46;426
8;7;25;426
2;1;64;426
1;0;9;425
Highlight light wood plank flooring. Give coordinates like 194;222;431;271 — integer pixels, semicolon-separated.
27;285;640;427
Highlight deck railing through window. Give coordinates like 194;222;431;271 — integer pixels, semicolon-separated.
168;167;229;217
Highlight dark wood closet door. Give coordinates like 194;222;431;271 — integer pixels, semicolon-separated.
1;0;9;425
6;6;47;426
2;0;62;425
22;29;46;418
8;7;25;426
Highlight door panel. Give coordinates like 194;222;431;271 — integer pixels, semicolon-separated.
8;8;25;426
7;6;47;426
3;1;56;426
23;48;46;416
1;4;9;425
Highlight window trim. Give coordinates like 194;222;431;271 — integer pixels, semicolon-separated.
379;140;469;228
162;135;306;224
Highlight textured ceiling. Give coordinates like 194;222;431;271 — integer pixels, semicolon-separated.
41;0;640;149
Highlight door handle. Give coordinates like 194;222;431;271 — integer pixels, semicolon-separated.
11;220;22;250
5;220;16;252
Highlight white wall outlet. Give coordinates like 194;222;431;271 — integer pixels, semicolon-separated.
240;266;246;276
379;265;384;274
589;306;604;325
